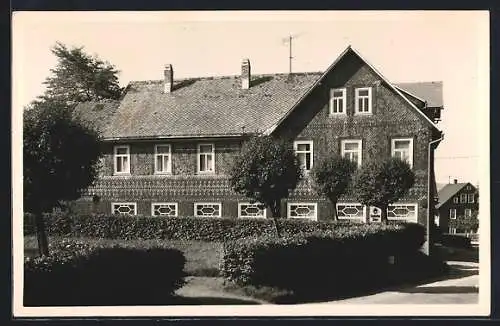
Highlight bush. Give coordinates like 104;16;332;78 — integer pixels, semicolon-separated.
220;223;428;298
24;212;368;242
440;234;472;249
24;240;186;306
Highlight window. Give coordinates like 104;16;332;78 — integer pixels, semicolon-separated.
114;145;130;174
294;140;313;172
355;87;372;114
337;203;366;220
151;202;178;217
194;203;221;217
449;227;457;234
468;194;475;203
330;88;346;115
465;209;472;218
434;215;440;227
198;144;215;173
154;144;172;174
449;208;457;219
387;204;418;223
238;202;266;218
111;202;136;215
287;203;317;220
453;197;459;203
391;138;414;168
460;193;467;203
341;139;362;167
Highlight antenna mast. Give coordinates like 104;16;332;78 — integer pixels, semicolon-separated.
288;34;293;74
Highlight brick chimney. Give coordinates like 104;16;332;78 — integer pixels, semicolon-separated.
454;179;458;184
164;64;173;93
241;59;250;90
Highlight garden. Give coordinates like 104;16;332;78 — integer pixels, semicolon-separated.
24;213;449;305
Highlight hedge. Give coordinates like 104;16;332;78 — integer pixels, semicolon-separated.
440;234;472;249
24;239;186;306
24;212;370;241
220;223;431;297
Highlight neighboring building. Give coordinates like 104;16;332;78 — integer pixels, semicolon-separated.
72;45;444;226
436;180;479;234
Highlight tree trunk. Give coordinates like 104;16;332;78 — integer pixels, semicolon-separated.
380;205;389;225
270;201;282;238
34;210;49;256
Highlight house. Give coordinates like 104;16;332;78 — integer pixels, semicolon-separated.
72;45;444;227
436;180;479;234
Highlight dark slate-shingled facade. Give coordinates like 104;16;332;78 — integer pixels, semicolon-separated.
71;46;444;228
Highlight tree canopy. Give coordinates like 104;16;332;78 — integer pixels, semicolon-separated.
39;42;122;106
311;154;357;221
353;157;415;224
229;136;303;231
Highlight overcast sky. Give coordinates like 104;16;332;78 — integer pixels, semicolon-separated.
12;11;489;185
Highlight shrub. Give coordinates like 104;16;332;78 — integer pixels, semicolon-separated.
24;212;368;242
220;223;427;297
24;240;186;306
440;234;472;249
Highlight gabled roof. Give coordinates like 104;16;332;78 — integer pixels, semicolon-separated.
74;45;442;140
395;81;444;108
436;182;473;208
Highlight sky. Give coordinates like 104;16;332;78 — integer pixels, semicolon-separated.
12;11;489;185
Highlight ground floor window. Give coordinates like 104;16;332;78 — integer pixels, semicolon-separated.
449;227;457;234
111;202;137;215
287;203;317;220
151;202;178;217
337;203;365;220
194;202;221;217
387;204;418;222
238;202;266;218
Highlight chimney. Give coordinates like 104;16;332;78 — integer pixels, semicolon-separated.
241;59;250;90
454;179;458;184
164;64;173;93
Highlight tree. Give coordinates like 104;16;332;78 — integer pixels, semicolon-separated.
39;42;122;107
229;136;303;236
24;100;102;255
310;154;357;221
353;157;415;224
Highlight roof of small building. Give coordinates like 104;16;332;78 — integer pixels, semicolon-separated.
394;81;444;108
436;182;470;208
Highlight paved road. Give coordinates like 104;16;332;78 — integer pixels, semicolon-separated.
304;261;479;305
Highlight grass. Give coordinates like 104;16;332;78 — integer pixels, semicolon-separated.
24;236;222;277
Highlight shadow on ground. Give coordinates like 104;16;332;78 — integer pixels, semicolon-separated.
398;286;478;294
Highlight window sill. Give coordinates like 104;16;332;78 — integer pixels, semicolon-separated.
113;172;131;176
354;112;373;116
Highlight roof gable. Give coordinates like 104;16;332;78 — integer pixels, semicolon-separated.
436;182;476;208
264;46;442;135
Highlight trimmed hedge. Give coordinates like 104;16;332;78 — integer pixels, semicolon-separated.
24;212;371;241
24;239;186;306
220;223;431;297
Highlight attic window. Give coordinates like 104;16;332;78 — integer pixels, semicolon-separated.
330;88;346;115
355;87;372;114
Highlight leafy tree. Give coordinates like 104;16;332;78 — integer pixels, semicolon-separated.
353;157;415;224
23;100;102;255
229;136;303;236
39;42;122;107
310;154;357;221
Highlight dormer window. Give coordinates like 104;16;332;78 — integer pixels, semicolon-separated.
355;87;372;114
329;88;346;115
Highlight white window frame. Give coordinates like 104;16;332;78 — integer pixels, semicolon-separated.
391;138;414;168
468;194;475;203
293;140;314;172
238;202;267;219
387;203;418;223
197;143;215;174
154;144;172;174
151;202;178;217
449;227;457;234
329;88;347;115
355;87;372;114
460;193;467;203
111;202;137;216
194;202;222;217
465;208;472;218
341;139;362;167
113;145;130;174
337;203;367;221
450;208;457;219
453;197;459;203
287;202;318;221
